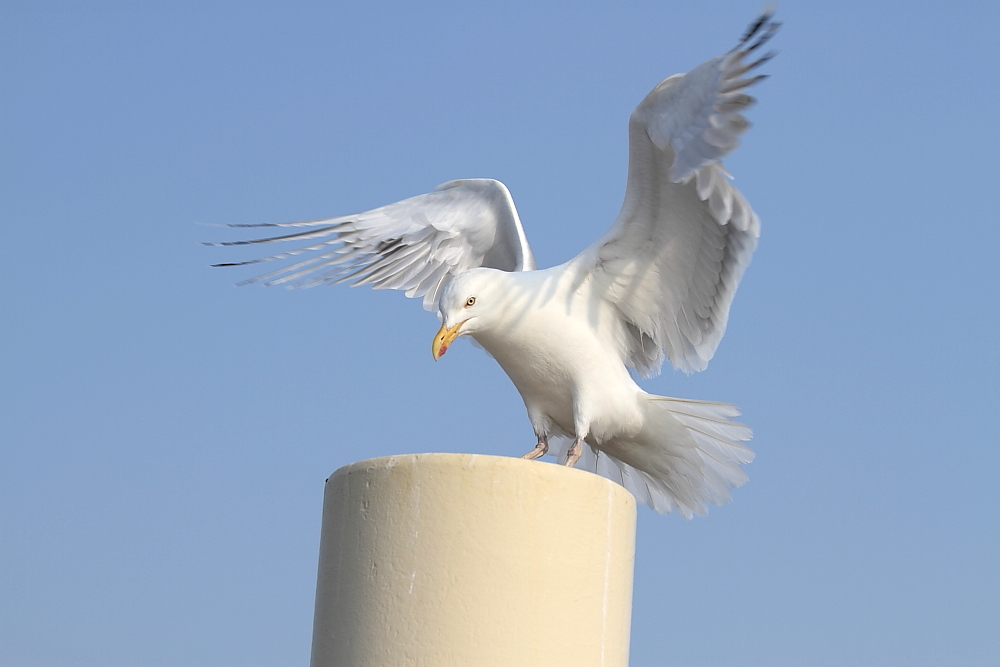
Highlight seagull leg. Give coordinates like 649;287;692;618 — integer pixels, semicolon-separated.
520;434;548;460
564;436;584;468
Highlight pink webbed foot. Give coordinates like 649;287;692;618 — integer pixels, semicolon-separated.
564;437;584;468
520;434;548;460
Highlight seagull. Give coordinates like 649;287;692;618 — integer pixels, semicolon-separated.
210;13;778;516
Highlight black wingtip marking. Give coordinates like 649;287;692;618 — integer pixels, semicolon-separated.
374;237;405;258
740;10;774;46
735;11;780;55
747;21;780;54
203;224;342;249
751;51;777;69
210;259;266;268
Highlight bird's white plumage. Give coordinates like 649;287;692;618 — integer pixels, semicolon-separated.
211;14;778;515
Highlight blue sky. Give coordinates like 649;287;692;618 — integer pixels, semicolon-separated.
2;2;998;666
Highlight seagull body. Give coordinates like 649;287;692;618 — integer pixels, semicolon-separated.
212;14;778;516
447;266;647;447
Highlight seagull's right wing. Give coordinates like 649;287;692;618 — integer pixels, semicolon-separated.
208;178;536;310
576;13;776;376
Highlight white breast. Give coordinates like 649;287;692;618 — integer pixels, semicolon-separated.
472;267;644;442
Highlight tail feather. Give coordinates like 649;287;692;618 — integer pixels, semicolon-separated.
552;394;753;517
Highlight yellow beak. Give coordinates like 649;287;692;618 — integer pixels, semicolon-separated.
431;320;466;360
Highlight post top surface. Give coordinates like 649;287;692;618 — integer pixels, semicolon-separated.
328;452;637;509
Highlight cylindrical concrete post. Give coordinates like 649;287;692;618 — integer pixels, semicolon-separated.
311;453;636;667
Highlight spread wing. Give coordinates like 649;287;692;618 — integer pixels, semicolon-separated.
581;13;777;375
208;178;536;310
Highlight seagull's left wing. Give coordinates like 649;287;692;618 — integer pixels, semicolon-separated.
579;13;777;376
208;178;536;310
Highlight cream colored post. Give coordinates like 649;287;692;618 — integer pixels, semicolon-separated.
310;453;636;667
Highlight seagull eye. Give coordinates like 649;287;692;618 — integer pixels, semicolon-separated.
465;296;476;307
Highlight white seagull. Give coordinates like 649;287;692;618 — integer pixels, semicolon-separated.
211;13;778;516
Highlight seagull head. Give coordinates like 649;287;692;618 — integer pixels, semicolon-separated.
431;268;506;360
